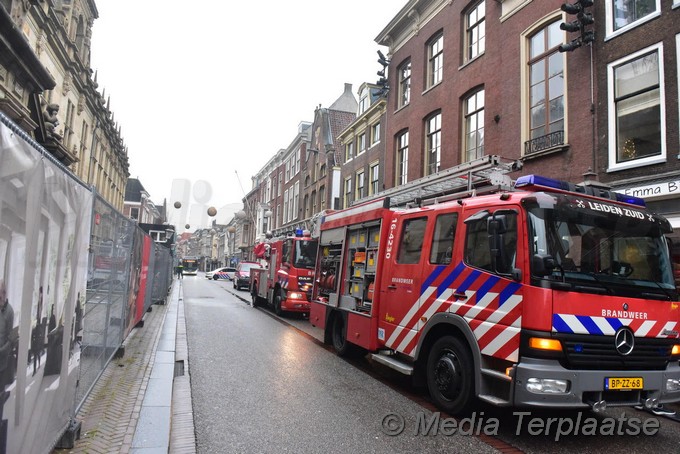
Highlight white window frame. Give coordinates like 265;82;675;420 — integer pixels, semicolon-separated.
396;131;409;185
465;1;486;63
149;230;167;243
607;43;666;172
521;17;565;156
344;177;352;208
427;33;444;88
425;112;442;175
605;0;661;41
464;89;485;162
356;170;365;201
283;189;289;223
358;133;366;155
398;60;411;108
371;122;381;146
345;142;355;162
359;87;369;115
288;187;295;221
293;182;299;220
369;162;380;195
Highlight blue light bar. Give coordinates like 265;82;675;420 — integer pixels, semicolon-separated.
515;174;646;207
515;175;566;190
295;228;303;237
614;193;646;207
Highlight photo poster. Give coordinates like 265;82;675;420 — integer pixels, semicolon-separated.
124;227;151;337
136;235;152;324
0;120;93;453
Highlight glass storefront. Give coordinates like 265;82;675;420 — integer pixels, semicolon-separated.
646;199;680;291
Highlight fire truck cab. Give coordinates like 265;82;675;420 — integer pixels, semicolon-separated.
310;166;680;415
250;230;317;316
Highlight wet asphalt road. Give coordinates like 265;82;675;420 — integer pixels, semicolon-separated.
183;276;496;453
183;276;680;453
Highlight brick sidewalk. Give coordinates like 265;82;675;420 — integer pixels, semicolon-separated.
56;300;167;453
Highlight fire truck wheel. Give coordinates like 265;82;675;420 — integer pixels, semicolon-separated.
273;290;284;316
426;336;474;415
331;314;351;356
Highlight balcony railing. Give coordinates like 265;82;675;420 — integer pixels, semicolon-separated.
524;130;564;156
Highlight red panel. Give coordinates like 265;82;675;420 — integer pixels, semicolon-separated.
310;300;326;329
135;236;151;323
347;311;373;350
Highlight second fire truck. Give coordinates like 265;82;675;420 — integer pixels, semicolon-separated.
250;230;318;316
310;156;680;415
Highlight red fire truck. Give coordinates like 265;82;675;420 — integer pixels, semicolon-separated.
250;230;318;316
310;156;680;415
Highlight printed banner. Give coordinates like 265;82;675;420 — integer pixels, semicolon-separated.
0;120;92;453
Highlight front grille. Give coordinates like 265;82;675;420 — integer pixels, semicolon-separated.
559;333;673;370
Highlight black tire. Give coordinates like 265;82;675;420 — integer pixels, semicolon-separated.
426;336;474;415
331;313;352;356
273;289;283;316
213;275;219;280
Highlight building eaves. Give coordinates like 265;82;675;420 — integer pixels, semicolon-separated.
0;6;55;91
374;0;448;53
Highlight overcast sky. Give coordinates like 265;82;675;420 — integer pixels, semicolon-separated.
90;0;405;228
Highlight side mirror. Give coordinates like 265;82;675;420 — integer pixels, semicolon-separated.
487;215;508;236
488;214;508;272
532;254;556;277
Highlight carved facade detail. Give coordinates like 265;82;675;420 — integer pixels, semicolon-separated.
62;73;71;95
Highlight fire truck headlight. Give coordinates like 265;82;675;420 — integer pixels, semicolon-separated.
526;378;569;394
666;379;680;392
671;344;680;356
288;292;304;300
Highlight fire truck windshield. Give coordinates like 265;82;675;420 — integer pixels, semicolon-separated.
525;194;677;299
294;239;318;269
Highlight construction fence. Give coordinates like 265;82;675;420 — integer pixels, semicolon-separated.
0;112;173;454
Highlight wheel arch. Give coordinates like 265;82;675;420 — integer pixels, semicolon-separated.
272;283;283;304
324;308;345;346
412;313;482;395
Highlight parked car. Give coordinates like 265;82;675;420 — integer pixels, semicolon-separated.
234;261;260;290
206;266;236;281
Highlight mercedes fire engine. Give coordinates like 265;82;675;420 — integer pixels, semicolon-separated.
309;156;680;415
250;230;318;316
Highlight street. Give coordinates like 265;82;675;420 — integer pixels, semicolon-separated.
183;276;680;453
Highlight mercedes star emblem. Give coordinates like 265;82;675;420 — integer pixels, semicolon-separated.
615;327;635;356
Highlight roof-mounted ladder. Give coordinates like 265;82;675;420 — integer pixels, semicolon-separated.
355;155;522;208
